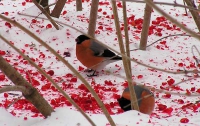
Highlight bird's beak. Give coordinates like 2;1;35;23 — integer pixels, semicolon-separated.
75;38;78;43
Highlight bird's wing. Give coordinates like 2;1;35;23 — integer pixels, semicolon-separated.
90;41;116;57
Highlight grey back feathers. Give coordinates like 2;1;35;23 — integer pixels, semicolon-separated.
90;40;107;56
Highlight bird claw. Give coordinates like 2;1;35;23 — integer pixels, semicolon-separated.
84;69;94;72
87;74;97;77
87;70;97;77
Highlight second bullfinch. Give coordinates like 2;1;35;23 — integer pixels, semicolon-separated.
75;35;122;77
117;85;155;115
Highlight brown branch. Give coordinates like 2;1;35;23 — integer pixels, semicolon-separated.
87;0;99;37
51;0;67;18
184;0;200;32
0;15;114;126
76;0;82;11
111;1;140;112
139;0;152;50
32;0;59;30
183;0;188;15
122;1;131;73
0;86;31;95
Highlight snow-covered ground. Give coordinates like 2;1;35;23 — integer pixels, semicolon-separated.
0;0;200;125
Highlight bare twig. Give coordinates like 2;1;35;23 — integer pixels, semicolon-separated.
6;95;23;109
122;1;131;73
184;0;200;32
0;85;32;95
130;34;191;51
118;0;200;13
183;0;188;15
32;0;59;30
191;45;200;66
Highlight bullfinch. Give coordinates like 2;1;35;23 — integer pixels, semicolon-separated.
117;85;155;115
75;35;122;77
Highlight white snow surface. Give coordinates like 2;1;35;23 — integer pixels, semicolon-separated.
0;0;200;126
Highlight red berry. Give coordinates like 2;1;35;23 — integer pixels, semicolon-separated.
157;104;167;111
167;78;175;85
103;11;107;15
98;26;103;30
5;22;12;28
4;12;9;16
4;93;8;98
22;2;26;6
178;63;184;67
180;118;189;123
0;74;5;81
191;87;195;91
24;117;28;120
196;88;200;93
47;70;54;76
46;24;52;29
70;77;77;82
137;75;143;79
162;107;173;115
62;10;67;15
32;19;37;23
163;93;171;98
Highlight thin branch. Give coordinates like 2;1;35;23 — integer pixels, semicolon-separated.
44;2;57;9
0;85;32;95
32;0;59;30
191;45;200;66
6;95;23;109
130;34;191;51
118;0;200;13
105;70;200;97
122;1;132;73
183;0;188;15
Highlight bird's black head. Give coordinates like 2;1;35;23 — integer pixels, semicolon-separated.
75;35;90;44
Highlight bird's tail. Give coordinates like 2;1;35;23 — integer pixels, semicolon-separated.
111;55;122;60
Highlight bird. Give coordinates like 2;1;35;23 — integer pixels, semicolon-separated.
75;34;122;77
117;85;155;115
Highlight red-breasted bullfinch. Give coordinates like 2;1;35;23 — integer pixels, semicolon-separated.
75;35;122;77
117;85;155;115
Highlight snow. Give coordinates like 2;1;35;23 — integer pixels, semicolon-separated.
0;0;200;125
